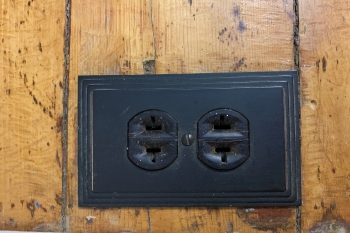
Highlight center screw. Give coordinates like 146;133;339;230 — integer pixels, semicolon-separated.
181;133;194;146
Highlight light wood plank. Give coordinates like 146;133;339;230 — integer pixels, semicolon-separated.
67;1;154;232
0;0;65;231
153;0;295;73
299;0;350;231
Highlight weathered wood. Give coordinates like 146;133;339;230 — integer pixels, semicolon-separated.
67;1;153;232
0;0;65;231
67;0;297;232
2;0;350;231
153;0;295;73
299;0;350;232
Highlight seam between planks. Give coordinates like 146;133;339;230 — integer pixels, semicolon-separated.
294;0;300;72
293;0;301;232
149;0;157;63
62;0;72;231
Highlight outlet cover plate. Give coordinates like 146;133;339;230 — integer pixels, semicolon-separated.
78;71;301;207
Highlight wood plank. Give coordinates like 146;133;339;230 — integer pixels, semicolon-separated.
0;0;65;231
299;0;350;231
153;0;295;73
67;1;154;232
68;0;297;232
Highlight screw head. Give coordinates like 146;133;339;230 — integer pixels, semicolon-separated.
181;133;194;146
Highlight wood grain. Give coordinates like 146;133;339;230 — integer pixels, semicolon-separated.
2;0;350;231
68;0;297;232
153;0;295;73
67;1;153;232
0;0;65;231
299;0;350;231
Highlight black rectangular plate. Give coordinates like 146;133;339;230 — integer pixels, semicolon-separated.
78;71;301;207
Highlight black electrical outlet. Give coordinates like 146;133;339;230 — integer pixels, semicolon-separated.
78;71;301;207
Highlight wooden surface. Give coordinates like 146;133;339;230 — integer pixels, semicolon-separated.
0;0;65;231
299;0;350;232
152;0;294;73
67;1;154;232
67;0;296;233
1;0;350;232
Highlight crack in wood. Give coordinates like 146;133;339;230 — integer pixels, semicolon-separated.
62;0;72;231
147;208;152;233
149;0;157;66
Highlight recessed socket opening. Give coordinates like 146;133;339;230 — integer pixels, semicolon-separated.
146;148;162;153
216;147;230;163
147;148;162;163
151;154;156;163
215;147;231;153
145;116;162;130
213;115;231;130
221;153;227;163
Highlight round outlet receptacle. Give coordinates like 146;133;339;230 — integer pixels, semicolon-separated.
197;108;250;170
128;110;178;170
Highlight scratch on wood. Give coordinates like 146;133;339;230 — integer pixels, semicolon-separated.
62;0;72;230
147;207;152;233
55;194;63;206
293;0;300;70
149;0;156;62
56;115;63;133
322;57;327;71
316;59;320;68
56;151;61;167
